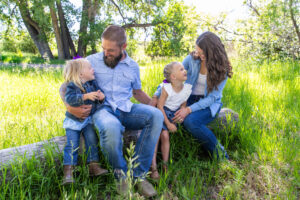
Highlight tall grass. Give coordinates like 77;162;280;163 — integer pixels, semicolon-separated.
0;58;299;199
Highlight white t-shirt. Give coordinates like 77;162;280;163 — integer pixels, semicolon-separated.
163;83;192;111
192;73;207;95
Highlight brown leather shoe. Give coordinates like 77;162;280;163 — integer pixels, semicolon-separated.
88;162;108;177
137;179;157;197
62;165;74;185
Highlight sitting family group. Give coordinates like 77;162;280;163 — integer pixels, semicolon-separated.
59;25;233;197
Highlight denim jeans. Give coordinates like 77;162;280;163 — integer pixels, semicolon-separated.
184;95;229;159
92;104;163;179
63;124;100;165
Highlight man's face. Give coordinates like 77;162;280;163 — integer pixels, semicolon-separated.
102;39;125;68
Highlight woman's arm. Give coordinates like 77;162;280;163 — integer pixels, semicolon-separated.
189;77;227;112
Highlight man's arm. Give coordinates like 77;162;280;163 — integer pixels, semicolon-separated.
132;89;151;105
59;82;91;119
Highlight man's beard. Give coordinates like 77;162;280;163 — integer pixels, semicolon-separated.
104;52;123;69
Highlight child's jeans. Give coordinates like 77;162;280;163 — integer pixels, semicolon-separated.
162;106;179;130
63;124;99;165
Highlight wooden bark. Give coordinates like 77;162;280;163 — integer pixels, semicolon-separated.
56;0;76;58
49;4;64;60
0;108;238;168
289;0;300;45
77;0;90;57
17;0;54;60
88;0;100;54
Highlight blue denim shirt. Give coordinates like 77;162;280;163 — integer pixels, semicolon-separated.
65;80;103;121
86;52;141;112
154;54;228;117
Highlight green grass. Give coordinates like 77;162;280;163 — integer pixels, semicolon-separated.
0;58;299;199
0;52;65;65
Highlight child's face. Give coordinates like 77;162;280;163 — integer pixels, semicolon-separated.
172;63;187;81
80;61;95;82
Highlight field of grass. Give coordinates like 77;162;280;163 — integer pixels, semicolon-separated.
0;58;299;199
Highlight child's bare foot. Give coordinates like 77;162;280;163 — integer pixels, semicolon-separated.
162;162;168;173
150;166;160;180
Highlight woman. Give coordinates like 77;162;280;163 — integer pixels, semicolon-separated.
152;31;232;160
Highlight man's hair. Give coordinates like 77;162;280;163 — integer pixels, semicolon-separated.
101;25;127;46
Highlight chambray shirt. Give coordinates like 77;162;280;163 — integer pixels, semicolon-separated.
86;52;141;112
154;54;228;117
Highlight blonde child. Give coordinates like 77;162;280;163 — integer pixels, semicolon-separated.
151;62;192;180
62;58;107;185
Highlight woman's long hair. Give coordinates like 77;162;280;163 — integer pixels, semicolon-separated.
63;58;87;92
192;31;233;93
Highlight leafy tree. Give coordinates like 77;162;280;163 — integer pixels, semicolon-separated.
235;0;300;60
146;1;198;57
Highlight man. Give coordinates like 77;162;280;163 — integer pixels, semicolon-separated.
60;25;163;197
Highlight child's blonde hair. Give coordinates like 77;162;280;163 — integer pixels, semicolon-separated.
63;58;88;92
163;61;181;83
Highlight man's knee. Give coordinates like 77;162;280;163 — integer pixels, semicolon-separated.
147;107;163;123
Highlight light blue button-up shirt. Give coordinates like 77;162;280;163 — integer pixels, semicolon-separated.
86;52;141;112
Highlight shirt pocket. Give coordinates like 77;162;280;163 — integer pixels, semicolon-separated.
117;71;134;89
95;68;113;88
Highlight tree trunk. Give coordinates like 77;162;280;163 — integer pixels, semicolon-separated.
17;0;54;59
289;0;300;45
88;0;101;54
56;0;76;59
77;0;90;57
49;4;64;60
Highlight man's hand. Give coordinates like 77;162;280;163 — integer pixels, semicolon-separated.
67;104;92;119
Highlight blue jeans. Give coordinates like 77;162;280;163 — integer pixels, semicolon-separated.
162;106;178;130
92;104;163;179
184;95;229;159
63;124;100;165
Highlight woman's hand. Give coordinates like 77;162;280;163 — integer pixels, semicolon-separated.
172;107;191;123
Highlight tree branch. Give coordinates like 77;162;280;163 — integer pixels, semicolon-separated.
109;0;127;24
246;0;260;16
122;23;157;29
289;0;300;45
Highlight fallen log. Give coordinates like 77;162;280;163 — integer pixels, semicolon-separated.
0;108;238;168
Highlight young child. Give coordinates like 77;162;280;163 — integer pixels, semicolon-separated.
151;62;192;180
62;58;107;185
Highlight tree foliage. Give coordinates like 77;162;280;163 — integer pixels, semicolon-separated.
146;1;198;57
235;0;300;60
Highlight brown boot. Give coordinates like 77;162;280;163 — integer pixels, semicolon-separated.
88;162;108;177
62;165;74;185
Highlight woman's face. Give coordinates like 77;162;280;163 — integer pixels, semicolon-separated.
195;45;206;61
